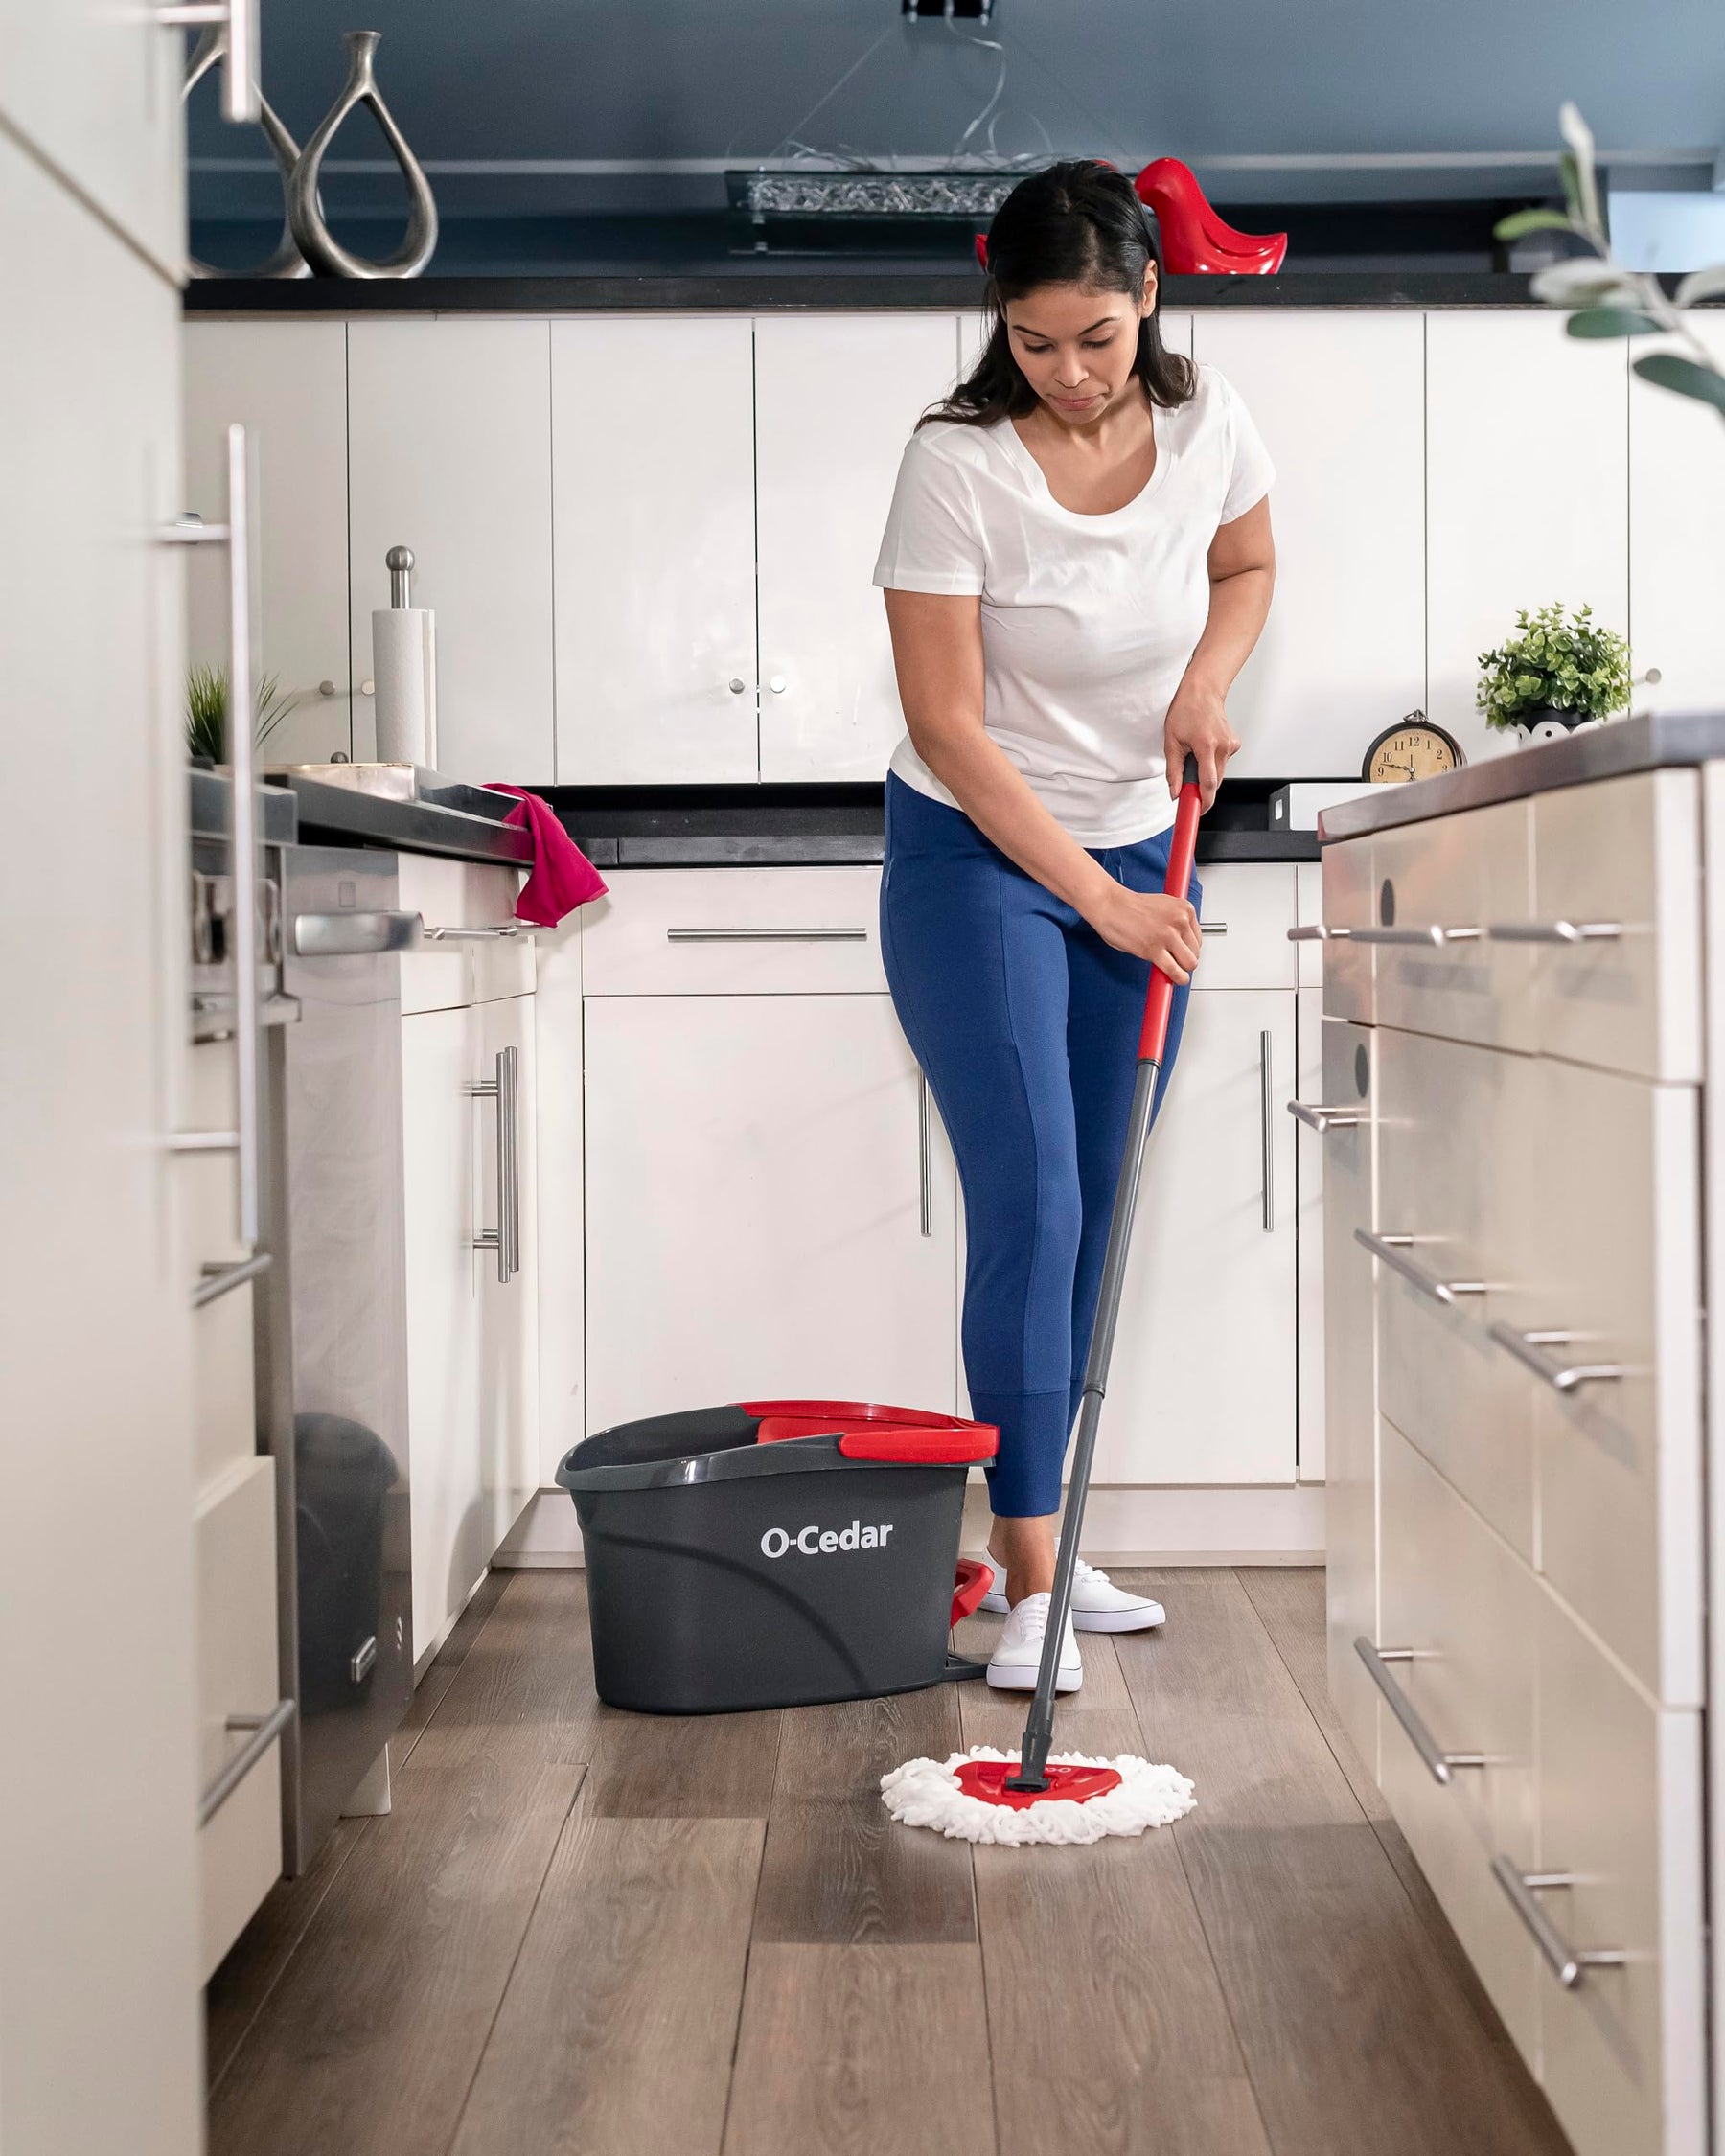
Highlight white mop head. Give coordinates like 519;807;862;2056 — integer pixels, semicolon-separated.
881;1744;1196;1846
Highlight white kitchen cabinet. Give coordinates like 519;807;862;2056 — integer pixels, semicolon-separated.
0;0;183;279
184;320;354;765
1092;989;1298;1485
532;918;586;1482
754;312;963;781
1;128;201;2153
1192;310;1425;779
1425;311;1628;764
348;320;555;784
1630;349;1725;719
552;317;759;783
582;993;958;1434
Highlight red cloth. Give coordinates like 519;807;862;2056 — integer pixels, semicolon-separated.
485;785;609;927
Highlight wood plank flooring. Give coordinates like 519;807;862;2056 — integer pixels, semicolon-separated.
207;1567;1571;2156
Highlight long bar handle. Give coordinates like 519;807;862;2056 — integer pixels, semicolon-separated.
1260;1030;1274;1232
1355;1228;1484;1308
155;0;259;123
1354;1639;1485;1785
424;922;540;942
1352;924;1484;946
1486;920;1623;945
470;1048;519;1283
918;1072;932;1238
1490;1855;1628;1989
198;1697;294;1827
665;927;868;944
1287;924;1353;942
1288;1099;1363;1134
1486;1320;1624;1393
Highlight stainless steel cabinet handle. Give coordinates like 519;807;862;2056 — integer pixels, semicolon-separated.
1355;1640;1485;1784
1288;1100;1363;1134
1287;924;1353;942
292;909;421;957
1354;1228;1484;1306
918;1072;933;1238
194;1250;273;1310
1486;920;1623;945
422;922;538;942
1490;1855;1628;1989
1486;1320;1623;1393
198;1697;294;1827
1259;1030;1274;1232
1352;924;1484;946
1200;921;1228;935
470;1046;519;1284
665;928;868;944
155;0;259;122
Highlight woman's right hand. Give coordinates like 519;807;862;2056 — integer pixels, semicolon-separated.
1086;884;1203;981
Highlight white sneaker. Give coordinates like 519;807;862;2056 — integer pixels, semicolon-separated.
976;1551;1165;1634
985;1592;1083;1692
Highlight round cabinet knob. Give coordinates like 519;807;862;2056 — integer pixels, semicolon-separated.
769;676;787;695
360;679;375;697
728;677;747;695
318;678;336;698
1644;666;1663;685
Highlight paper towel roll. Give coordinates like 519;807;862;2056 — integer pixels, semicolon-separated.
372;608;438;767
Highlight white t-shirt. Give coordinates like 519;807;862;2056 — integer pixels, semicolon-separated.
872;362;1274;848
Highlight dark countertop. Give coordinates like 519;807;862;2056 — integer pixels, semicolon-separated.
1318;710;1725;844
185;270;1552;316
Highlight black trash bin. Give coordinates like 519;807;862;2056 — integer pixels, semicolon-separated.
556;1397;999;1713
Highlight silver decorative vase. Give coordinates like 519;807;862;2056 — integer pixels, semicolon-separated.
182;25;310;280
288;31;438;280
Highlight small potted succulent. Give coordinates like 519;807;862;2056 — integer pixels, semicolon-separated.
1476;602;1631;745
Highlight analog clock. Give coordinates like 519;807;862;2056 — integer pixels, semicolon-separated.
1362;715;1465;785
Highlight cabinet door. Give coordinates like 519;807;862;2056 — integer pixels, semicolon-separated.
1630;351;1725;717
1192;310;1425;778
1295;985;1325;1481
0;0;182;278
754;313;962;781
184;320;354;765
477;996;540;1548
553;317;758;782
349;321;555;783
584;994;957;1433
1093;990;1298;1484
401;1006;481;1662
1426;312;1627;763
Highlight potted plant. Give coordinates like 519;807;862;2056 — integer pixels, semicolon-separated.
185;663;301;764
1477;602;1631;745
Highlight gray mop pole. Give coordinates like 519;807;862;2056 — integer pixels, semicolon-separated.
1006;753;1202;1794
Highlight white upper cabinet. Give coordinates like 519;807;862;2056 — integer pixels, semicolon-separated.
1629;349;1725;718
1426;311;1628;762
184;320;353;766
754;312;962;781
1194;310;1425;779
0;0;184;279
552;316;758;783
348;320;555;784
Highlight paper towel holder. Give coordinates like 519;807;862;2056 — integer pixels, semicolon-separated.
386;545;414;608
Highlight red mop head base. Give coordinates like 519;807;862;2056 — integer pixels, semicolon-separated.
954;1758;1124;1809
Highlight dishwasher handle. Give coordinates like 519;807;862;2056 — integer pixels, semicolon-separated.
291;909;422;958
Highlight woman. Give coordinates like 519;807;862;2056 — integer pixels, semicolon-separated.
874;160;1276;1692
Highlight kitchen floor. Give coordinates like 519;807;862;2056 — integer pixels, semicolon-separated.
207;1566;1568;2156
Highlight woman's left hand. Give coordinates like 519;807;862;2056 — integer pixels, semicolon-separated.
1164;671;1241;812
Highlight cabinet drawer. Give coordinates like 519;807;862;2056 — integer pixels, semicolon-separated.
1532;1593;1704;2156
1319;833;1373;1022
1185;861;1296;988
1377;1421;1541;2067
1518;769;1701;1083
1492;1056;1702;1706
399;856;533;1014
581;868;887;996
1369;798;1533;1049
196;1456;283;1982
1374;1028;1534;1557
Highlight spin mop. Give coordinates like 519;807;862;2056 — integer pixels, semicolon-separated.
882;755;1206;1846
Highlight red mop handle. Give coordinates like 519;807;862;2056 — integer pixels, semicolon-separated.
1137;752;1205;1065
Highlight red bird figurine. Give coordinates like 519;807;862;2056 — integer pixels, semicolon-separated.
1133;157;1287;275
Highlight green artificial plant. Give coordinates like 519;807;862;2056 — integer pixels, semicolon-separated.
185;663;299;763
1476;602;1631;731
1498;103;1725;418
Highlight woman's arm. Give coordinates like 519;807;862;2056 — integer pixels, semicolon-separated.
883;588;1203;980
1162;496;1276;808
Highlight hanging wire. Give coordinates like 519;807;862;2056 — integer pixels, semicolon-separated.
943;14;1052;171
757;21;898;171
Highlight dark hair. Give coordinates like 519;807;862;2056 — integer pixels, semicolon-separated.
923;159;1194;428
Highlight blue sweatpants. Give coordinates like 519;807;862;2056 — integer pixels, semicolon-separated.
879;771;1199;1518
